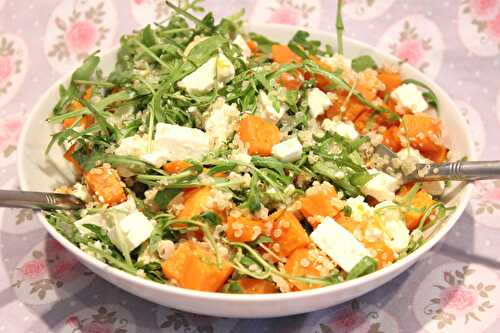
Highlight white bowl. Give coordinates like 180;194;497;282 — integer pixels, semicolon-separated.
17;23;474;318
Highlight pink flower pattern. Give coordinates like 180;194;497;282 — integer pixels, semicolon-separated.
65;20;99;54
269;5;301;25
470;0;500;20
0;114;23;155
326;308;364;332
0;55;12;87
395;38;425;66
486;13;500;41
19;259;47;280
440;286;477;311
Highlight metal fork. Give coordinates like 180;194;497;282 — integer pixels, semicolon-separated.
374;144;500;183
0;190;85;210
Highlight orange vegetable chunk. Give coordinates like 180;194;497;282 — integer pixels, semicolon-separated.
161;241;234;292
398;187;435;230
177;187;213;220
271;212;310;257
284;248;322;291
238;115;281;156
378;69;402;94
299;189;339;228
237;278;277;294
402;114;447;162
383;126;403;152
64;143;83;174
163;160;192;174
271;44;302;64
226;215;266;242
363;241;395;269
85;166;126;206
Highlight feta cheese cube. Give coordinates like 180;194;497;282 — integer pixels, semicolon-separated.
72;182;90;202
272;137;303;162
153;123;209;162
115;135;148;158
375;200;401;221
346;196;374;222
178;57;217;95
391;83;428;113
74;198;137;236
205;98;240;148
321;118;359;140
257;90;286;123
311;216;371;273
108;211;154;253
361;169;400;202
307;88;332;118
216;52;235;84
233;34;252;59
383;219;410;253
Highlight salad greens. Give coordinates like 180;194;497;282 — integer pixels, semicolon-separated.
45;0;450;294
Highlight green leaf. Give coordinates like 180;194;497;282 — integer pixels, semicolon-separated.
249;235;273;246
346;256;378;280
142;25;156;47
197;211;223;227
154;189;182;209
248;32;277;54
244;173;261;213
187;35;226;66
207;162;238;175
71;53;100;82
351;55;377;72
288;30;321;58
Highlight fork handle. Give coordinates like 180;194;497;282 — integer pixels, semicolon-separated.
411;161;500;182
0;190;84;210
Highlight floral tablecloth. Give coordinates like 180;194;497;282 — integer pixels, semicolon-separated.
1;0;500;332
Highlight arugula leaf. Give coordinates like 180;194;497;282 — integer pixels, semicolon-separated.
346;256;378;280
142;24;156;47
154;189;183;209
243;173;261;213
351;55;377;72
197;211;223;227
288;30;321;58
248;32;277;54
187;35;226;66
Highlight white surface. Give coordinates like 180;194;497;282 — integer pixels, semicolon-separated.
272;137;303;162
18;23;474;318
311;217;371;273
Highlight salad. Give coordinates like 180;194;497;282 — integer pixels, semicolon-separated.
47;1;452;294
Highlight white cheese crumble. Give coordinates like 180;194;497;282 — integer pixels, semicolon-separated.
307;88;332;118
311;216;371;273
374;201;410;253
233;34;252;59
271;137;303;162
216;52;235;84
391;83;428;113
361;169;400;202
205;98;240;148
108;211;154;253
178;57;217;95
321;118;359;140
345;196;374;222
257;90;286;123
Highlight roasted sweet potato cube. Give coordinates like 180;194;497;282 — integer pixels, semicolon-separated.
226;215;266;242
400;189;435;230
177;187;212;220
271;212;310;257
85;166;126;206
299;189;339;227
284;248;323;291
237;277;277;294
163;160;192;174
161;241;234;292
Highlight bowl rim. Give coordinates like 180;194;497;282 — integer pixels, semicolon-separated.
17;22;475;303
